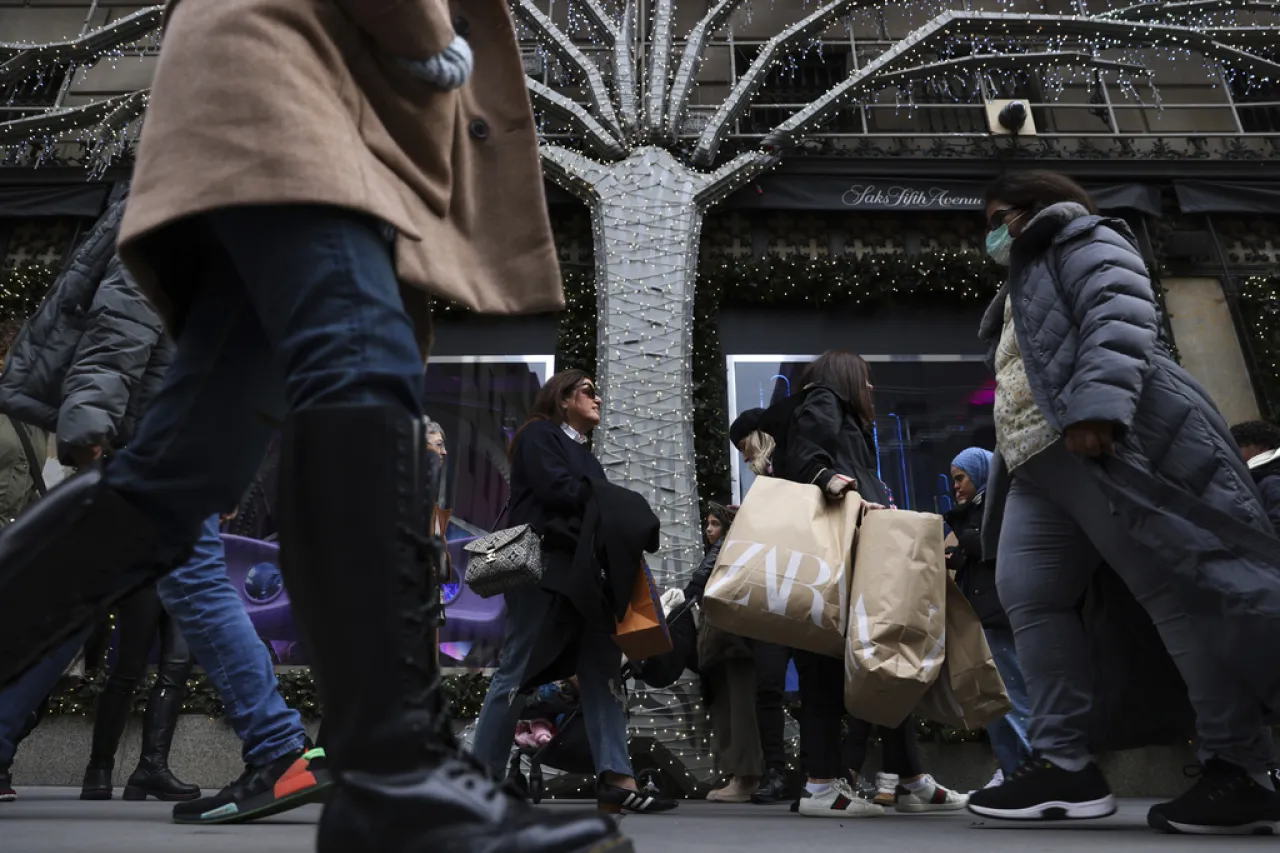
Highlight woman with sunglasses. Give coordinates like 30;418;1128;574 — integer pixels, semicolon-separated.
967;170;1280;835
471;369;676;814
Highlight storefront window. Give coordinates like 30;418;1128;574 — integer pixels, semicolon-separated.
727;355;995;514
426;356;553;668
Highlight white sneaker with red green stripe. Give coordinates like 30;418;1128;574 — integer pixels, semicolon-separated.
797;780;885;818
895;775;969;813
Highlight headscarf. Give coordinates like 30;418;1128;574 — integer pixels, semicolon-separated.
728;408;765;446
951;447;994;494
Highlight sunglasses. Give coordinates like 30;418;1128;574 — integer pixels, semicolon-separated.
576;383;599;400
988;207;1020;231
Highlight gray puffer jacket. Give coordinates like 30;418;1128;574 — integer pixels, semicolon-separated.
979;201;1280;711
0;200;174;463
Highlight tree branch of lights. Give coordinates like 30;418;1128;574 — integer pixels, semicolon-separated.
0;5;161;85
643;0;677;137
665;0;748;143
575;0;638;132
525;77;626;160
510;0;621;138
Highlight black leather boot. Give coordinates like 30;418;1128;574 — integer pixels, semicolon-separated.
277;405;631;853
124;685;200;801
81;686;133;800
0;470;185;687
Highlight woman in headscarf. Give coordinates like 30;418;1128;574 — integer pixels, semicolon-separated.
945;447;1030;785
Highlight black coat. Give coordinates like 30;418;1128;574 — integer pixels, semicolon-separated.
508;421;661;690
943;492;1009;631
776;384;890;505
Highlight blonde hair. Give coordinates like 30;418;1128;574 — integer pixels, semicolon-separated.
741;430;775;476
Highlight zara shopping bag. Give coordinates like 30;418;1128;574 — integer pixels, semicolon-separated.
613;561;673;660
916;576;1011;730
844;508;948;728
702;477;863;658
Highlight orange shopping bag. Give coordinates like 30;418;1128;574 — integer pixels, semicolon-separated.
613;561;673;660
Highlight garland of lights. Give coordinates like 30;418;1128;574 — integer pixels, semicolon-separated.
1239;272;1280;421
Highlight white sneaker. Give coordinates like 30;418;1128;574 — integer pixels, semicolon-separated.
896;774;970;813
874;772;899;807
971;769;1004;794
798;780;885;818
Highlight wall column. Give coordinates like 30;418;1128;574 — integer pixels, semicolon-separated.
1162;276;1261;426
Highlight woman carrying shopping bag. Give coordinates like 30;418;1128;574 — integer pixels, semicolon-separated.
772;350;967;818
470;369;676;815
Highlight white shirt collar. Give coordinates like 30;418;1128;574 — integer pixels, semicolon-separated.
561;423;587;445
1248;448;1280;470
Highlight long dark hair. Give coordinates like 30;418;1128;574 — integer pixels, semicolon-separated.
984;170;1098;218
508;368;591;458
799;350;875;431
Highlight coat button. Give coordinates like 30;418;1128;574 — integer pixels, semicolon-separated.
453;16;470;36
469;119;490;140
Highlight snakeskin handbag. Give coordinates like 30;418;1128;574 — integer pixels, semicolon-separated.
463;522;544;599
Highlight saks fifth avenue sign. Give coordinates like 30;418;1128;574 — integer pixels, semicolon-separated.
724;175;989;212
840;183;984;211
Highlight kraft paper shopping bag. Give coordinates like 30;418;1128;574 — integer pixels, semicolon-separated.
703;477;863;658
916;576;1011;730
844;508;948;728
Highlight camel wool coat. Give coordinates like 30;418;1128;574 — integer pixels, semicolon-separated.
117;0;562;344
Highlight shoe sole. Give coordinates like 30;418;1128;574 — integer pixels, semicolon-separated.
0;794;15;803
173;774;334;825
1149;812;1280;836
897;801;969;813
123;785;202;802
798;806;885;818
968;795;1117;821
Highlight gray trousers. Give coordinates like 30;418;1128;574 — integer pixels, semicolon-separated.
997;440;1274;774
708;659;764;778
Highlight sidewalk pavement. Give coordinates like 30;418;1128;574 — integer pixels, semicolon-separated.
0;788;1263;852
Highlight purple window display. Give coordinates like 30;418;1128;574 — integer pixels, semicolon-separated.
226;356;553;670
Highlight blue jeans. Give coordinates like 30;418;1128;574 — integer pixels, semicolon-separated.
984;627;1031;776
157;515;304;766
0;630;87;767
472;585;632;778
106;206;423;551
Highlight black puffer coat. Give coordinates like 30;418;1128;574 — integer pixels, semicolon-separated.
775;384;890;505
0;200;174;464
979;200;1280;715
943;492;1008;630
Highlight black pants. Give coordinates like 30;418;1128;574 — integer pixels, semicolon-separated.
106;585;192;696
753;640;791;771
793;649;921;780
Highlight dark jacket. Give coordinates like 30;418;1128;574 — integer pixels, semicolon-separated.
776;384;890;505
1249;450;1280;530
683;538;753;669
943;492;1008;631
0;200;174;464
979;200;1280;718
509;420;661;690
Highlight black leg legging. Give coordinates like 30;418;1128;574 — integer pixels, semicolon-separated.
794;649;922;780
752;641;791;772
87;586;192;765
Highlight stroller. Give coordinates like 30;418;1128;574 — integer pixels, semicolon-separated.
506;599;699;803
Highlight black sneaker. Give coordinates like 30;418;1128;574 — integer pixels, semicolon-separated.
751;767;793;805
967;758;1116;820
172;748;332;825
0;768;15;803
1147;759;1280;835
597;781;678;814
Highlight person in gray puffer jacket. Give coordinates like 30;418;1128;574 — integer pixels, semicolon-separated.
966;171;1280;836
0;197;173;467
